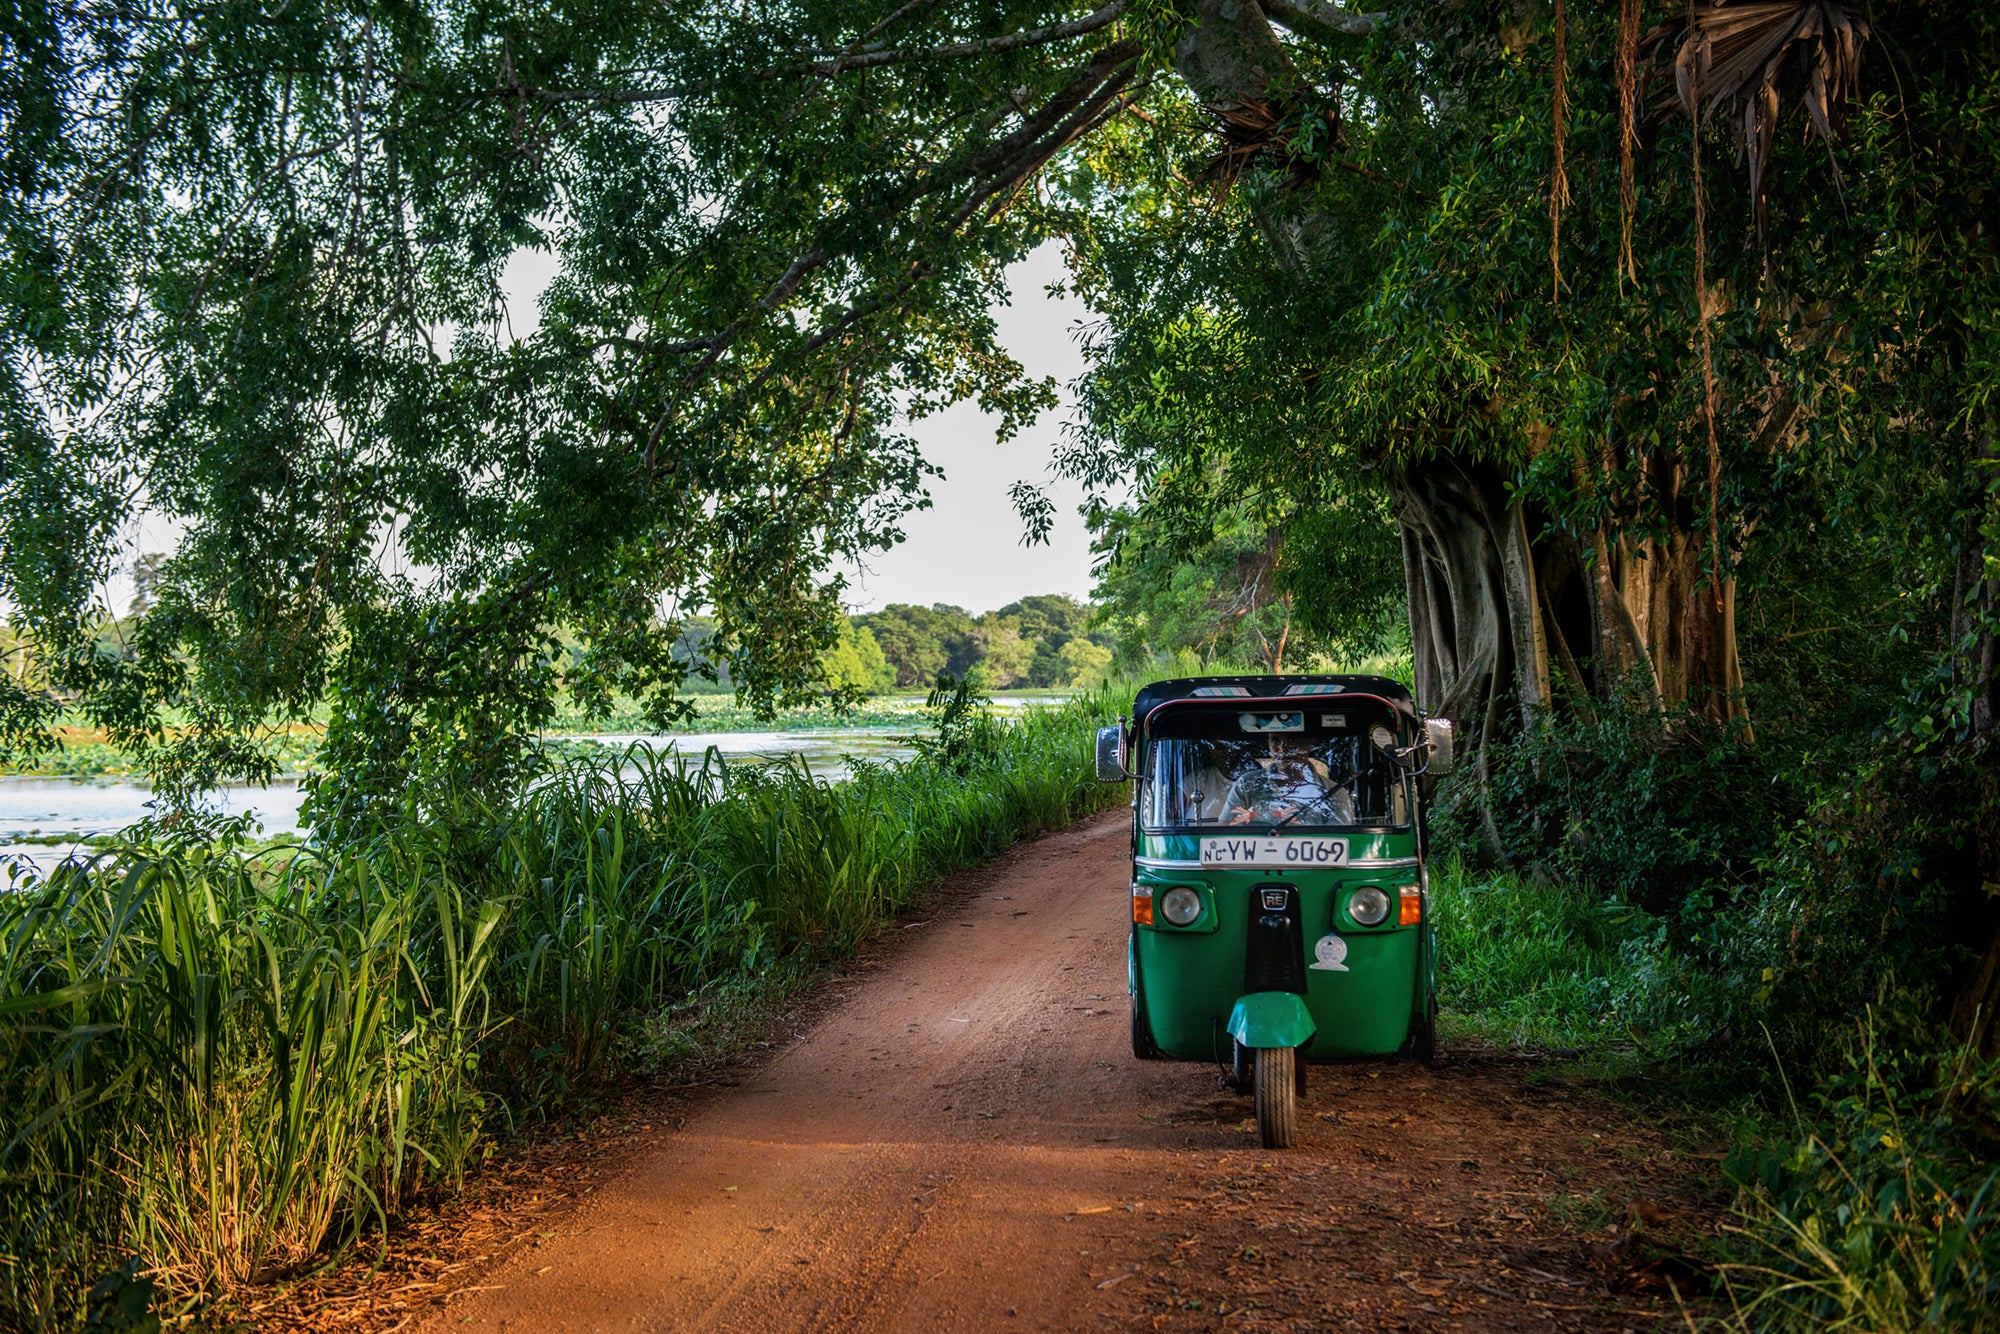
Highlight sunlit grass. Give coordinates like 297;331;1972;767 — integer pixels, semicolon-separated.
1429;858;1692;1051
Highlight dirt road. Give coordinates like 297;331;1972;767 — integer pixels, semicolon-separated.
420;811;1707;1332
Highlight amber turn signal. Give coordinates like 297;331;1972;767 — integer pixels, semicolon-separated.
1398;884;1423;926
1132;885;1155;926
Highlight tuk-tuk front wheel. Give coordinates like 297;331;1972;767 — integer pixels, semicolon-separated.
1130;990;1162;1060
1253;1046;1299;1149
1411;993;1439;1066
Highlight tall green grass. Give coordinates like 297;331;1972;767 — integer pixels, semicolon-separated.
0;840;500;1317
0;689;1122;1329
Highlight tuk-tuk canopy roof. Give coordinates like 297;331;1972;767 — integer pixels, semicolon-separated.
1130;675;1415;725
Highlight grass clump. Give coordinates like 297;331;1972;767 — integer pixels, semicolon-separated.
1719;1017;2000;1330
0;840;499;1318
0;686;1122;1330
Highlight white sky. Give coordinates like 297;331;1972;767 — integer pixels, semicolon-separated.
836;244;1102;615
101;245;1105;618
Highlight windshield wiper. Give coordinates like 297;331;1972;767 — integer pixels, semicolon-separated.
1268;808;1305;833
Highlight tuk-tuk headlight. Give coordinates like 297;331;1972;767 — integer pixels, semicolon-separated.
1160;886;1203;926
1347;886;1392;927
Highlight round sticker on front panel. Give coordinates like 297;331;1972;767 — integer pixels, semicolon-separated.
1310;933;1349;971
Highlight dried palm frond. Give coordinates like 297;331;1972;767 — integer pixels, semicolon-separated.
1670;1;1869;249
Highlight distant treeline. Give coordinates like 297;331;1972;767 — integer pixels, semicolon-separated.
673;594;1115;696
854;595;1114;691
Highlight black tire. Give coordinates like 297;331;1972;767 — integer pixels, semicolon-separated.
1411;993;1439;1065
1254;1046;1298;1149
1231;1037;1253;1093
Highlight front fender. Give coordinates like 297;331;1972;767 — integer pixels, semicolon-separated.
1226;992;1317;1050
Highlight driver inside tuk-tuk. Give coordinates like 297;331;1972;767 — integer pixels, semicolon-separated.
1221;738;1356;827
1146;728;1391;828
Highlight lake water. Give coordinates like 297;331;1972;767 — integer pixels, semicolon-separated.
0;727;920;878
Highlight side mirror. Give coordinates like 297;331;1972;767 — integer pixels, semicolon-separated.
1095;724;1130;783
1424;717;1455;776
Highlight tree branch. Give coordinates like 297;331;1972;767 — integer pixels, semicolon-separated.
1263;0;1388;41
642;39;1141;449
959;40;1141;184
953;59;1144;227
520;3;1131;106
644;245;832;459
802;2;1130;73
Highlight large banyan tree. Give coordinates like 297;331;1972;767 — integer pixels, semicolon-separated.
1064;0;1990;755
2;0;1992;829
3;0;1149;815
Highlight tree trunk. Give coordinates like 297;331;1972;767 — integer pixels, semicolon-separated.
1393;452;1543;738
1391;447;1745;738
1261;592;1292;673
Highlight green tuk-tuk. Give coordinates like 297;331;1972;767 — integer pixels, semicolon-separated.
1096;675;1454;1148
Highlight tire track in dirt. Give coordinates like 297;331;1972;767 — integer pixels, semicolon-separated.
419;810;1712;1332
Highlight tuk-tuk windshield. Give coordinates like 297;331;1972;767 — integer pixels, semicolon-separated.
1142;735;1408;830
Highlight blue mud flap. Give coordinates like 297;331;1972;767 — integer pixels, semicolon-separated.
1226;992;1317;1049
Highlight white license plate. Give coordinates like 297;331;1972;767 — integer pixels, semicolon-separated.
1199;837;1349;868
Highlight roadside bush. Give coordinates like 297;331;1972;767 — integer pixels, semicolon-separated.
1430;682;2000;1327
1743;751;1994;1067
1438;695;1783;914
1710;745;2000;1330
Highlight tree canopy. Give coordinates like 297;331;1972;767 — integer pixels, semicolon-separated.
2;0;1128;818
3;0;1993;854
